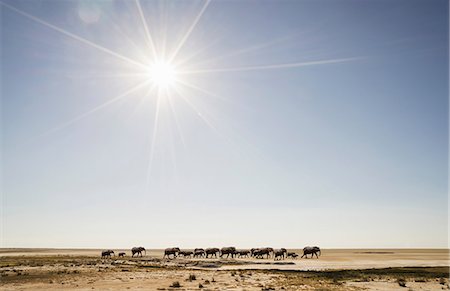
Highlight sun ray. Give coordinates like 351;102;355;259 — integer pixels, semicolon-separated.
179;57;363;74
172;35;223;68
175;79;235;105
129;83;157;119
186;34;298;69
168;0;211;63
1;1;149;71
39;80;150;137
108;16;151;63
66;72;150;80
145;88;163;189
135;0;158;59
172;86;222;138
166;91;186;149
160;0;169;60
165;101;180;184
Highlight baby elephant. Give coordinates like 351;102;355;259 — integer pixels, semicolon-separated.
287;252;298;259
118;252;126;257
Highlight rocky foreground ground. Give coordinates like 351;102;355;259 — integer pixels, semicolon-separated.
1;254;449;290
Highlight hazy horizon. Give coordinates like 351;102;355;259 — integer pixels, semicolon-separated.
1;0;448;249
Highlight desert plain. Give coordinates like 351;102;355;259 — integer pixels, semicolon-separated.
0;248;449;290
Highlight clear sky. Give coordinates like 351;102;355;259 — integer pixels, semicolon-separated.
1;0;448;249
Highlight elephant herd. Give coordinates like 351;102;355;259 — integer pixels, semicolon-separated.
101;246;321;260
165;246;322;260
101;246;146;259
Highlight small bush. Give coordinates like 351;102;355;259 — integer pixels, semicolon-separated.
188;274;196;281
198;283;204;288
332;278;342;285
439;277;447;285
170;281;181;288
397;278;407;287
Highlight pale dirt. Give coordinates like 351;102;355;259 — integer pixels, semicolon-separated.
1;248;448;270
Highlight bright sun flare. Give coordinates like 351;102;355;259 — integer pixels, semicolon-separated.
0;0;359;189
147;61;177;88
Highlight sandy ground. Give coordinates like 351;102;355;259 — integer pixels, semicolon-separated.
1;248;449;290
1;248;448;270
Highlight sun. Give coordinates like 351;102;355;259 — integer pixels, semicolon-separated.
147;60;177;89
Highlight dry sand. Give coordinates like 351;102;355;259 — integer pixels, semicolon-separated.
1;248;449;290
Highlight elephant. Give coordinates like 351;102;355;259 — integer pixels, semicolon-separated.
265;247;275;258
118;252;126;257
101;250;115;259
131;247;146;257
237;250;251;258
220;247;237;258
254;247;273;259
251;248;260;257
274;250;285;260
302;246;321;259
164;247;180;259
287;252;298;259
178;251;193;258
205;248;220;258
194;248;206;258
274;248;287;260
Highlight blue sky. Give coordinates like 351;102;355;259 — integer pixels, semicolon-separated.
1;0;448;248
